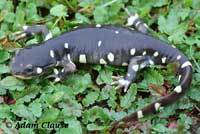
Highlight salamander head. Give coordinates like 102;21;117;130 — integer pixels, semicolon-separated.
9;48;54;79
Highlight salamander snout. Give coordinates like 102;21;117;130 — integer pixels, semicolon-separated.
9;53;43;79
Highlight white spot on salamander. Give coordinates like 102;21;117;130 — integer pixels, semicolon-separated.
67;54;71;60
64;43;69;49
154;103;161;111
61;68;65;73
56;61;60;66
132;64;139;71
149;59;154;65
137;110;144;118
144;23;148;28
130;48;136;55
54;77;61;82
118;79;130;87
100;58;107;64
140;63;146;69
107;52;114;62
22;25;28;30
96;24;101;28
172;45;176;48
122;62;128;66
54;68;59;75
135;21;141;28
98;40;102;47
178;75;181;81
162;57;167;64
177;55;181;60
79;54;87;63
115;31;119;34
153;51;159;57
174;85;182;93
126;13;139;26
142;51;147;56
45;32;53;41
50;50;55;58
36;67;43;74
181;61;192;68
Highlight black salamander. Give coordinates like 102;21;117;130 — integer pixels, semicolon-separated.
9;14;192;128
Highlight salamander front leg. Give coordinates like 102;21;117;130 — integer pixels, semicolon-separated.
47;54;76;82
10;25;52;41
112;56;154;92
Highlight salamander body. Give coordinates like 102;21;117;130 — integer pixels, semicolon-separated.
9;23;192;127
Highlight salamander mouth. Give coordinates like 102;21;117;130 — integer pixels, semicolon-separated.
13;74;33;79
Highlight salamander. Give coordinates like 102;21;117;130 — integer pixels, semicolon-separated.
9;13;192;128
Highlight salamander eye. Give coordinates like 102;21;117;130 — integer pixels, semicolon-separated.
26;68;33;73
25;64;34;73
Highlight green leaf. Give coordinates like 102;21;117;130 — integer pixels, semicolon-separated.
18;129;35;134
158;8;190;44
52;26;61;36
58;128;74;134
0;64;9;74
0;0;7;10
178;114;192;129
78;0;93;7
10;84;39;101
14;6;25;28
82;106;111;124
0;50;10;63
26;3;40;22
82;91;99;107
25;38;39;46
67;120;82;134
120;84;137;109
132;0;153;16
192;0;200;9
0;105;11;119
46;91;65;105
197;127;200;134
168;23;188;44
75;13;91;24
107;88;117;109
0;76;25;91
177;8;191;21
38;108;60;124
96;69;113;85
153;0;168;7
159;103;178;118
50;4;68;17
4;12;15;23
188;88;200;102
97;86;110;101
65;73;92;94
93;6;108;23
144;69;164;86
178;96;193;110
59;95;82;117
28;100;42;117
158;15;178;34
152;124;168;133
11;103;35;121
87;123;106;131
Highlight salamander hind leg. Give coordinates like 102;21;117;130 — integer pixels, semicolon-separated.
111;56;154;92
124;8;149;34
